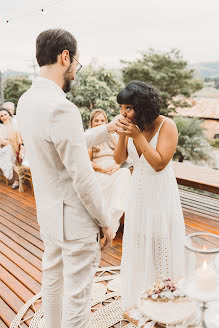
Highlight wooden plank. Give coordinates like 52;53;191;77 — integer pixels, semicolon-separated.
0;223;43;260
180;189;219;206
0;217;43;251
184;217;219;235
183;206;219;222
0;276;32;307
184;219;219;235
0;183;35;204
0;281;33;326
180;194;219;213
0;200;38;227
0;210;40;238
0;191;36;216
0;254;41;295
0;241;42;284
0;189;36;209
0;319;8;328
0;298;17;328
104;246;122;261
0;232;42;271
101;250;121;266
0;186;36;208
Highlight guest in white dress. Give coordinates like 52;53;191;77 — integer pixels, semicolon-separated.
0;107;19;188
88;109;131;237
114;81;186;310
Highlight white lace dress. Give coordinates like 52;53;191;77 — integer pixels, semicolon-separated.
121;121;186;310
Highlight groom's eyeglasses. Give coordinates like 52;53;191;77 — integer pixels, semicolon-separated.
67;51;82;73
72;56;82;73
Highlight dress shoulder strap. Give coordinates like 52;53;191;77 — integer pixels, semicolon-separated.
157;118;167;134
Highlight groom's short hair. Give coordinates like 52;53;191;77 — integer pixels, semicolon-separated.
36;29;77;67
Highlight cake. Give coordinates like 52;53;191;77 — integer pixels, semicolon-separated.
135;278;199;327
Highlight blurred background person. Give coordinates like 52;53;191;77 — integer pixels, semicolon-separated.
3;102;16;123
0;107;19;188
88;109;131;237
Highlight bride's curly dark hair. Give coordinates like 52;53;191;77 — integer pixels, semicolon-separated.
117;81;161;131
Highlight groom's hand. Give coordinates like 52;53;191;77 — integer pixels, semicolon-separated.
101;226;114;250
107;114;125;133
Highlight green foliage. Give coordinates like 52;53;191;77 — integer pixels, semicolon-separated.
121;49;203;114
209;138;219;148
3;76;32;108
68;65;124;129
173;116;212;163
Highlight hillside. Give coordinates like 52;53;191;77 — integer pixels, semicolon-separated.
190;62;219;79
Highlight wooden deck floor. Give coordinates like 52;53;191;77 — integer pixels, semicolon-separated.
0;181;218;327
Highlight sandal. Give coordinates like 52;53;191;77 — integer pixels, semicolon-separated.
11;181;19;190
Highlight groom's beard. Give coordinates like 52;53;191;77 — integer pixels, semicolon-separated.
63;79;71;93
63;64;73;93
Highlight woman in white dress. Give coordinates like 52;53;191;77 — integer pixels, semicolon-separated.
0;107;19;188
114;81;186;310
88;109;131;237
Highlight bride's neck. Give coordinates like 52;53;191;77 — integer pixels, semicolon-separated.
143;116;161;132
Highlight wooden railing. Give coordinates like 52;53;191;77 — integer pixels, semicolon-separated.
172;162;219;194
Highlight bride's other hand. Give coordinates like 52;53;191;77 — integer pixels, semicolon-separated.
110;164;120;174
116;118;141;139
105;164;120;175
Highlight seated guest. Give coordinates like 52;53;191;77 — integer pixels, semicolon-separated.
3;102;16;123
88;109;131;237
0;107;19;189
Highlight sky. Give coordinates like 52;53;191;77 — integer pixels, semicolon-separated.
0;0;219;73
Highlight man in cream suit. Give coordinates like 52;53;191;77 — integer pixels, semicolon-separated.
17;29;116;328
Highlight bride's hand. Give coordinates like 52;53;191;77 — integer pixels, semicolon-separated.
116;118;141;139
109;164;120;174
105;164;120;175
107;114;125;133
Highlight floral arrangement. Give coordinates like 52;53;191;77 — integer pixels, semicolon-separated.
141;278;185;301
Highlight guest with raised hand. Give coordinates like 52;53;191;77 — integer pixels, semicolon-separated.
114;80;186;311
88;109;131;237
0;107;19;188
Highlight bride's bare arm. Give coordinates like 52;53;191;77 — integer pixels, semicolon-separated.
116;119;178;171
88;148;107;173
133;120;177;171
114;135;128;165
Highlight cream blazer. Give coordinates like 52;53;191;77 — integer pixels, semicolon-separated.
17;77;110;241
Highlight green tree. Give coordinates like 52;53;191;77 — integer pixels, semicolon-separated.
4;76;32;108
68;65;123;128
173;117;212;163
121;49;203;114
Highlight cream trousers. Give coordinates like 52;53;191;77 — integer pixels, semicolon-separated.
41;232;100;328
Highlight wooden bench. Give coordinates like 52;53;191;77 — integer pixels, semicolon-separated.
173;162;219;194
